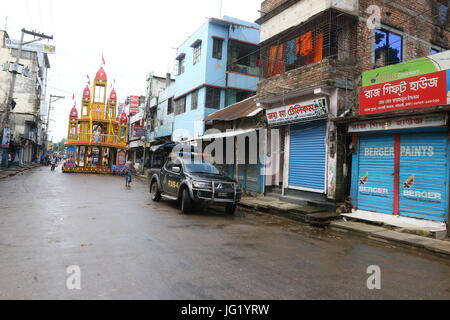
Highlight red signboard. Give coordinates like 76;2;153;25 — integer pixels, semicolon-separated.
359;70;448;115
129;96;140;115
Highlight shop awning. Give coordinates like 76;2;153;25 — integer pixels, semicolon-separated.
205;97;263;122
187;128;257;142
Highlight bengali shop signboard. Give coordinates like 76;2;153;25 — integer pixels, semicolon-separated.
129;96;140;115
349;113;447;133
359;51;450;115
359;70;449;115
266;97;328;126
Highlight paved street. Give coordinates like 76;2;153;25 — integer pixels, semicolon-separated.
0;167;449;299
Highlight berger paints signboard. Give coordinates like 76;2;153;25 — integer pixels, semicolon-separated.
266;97;328;126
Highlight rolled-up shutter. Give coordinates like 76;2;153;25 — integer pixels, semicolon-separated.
288;121;326;192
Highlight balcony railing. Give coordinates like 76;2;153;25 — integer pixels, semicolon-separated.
69;133;126;146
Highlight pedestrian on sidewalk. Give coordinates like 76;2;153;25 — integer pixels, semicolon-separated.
124;159;135;188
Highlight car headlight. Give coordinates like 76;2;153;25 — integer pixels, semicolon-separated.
192;181;212;189
235;183;242;191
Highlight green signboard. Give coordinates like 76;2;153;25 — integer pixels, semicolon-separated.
362;51;450;87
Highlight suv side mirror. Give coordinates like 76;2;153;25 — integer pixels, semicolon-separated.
173;166;181;173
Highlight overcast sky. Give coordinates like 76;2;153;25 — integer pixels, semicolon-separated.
1;0;262;142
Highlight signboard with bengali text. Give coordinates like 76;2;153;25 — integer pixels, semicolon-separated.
359;70;449;115
349;114;447;133
266;97;328;126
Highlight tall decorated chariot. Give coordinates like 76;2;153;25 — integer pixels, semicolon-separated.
63;67;128;174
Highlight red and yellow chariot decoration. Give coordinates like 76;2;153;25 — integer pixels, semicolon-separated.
63;67;128;174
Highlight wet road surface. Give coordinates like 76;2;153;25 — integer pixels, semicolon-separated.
0;167;449;299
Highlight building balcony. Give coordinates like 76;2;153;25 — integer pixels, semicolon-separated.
226;71;261;92
258;57;358;101
257;0;359;43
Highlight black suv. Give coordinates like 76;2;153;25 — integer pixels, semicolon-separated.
149;154;242;215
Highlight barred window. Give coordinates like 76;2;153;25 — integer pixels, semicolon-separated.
191;90;199;110
205;87;221;109
175;96;186;115
193;44;202;65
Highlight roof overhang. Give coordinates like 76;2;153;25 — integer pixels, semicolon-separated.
187;128;257;142
190;39;202;48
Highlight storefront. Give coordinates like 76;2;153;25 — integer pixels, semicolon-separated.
351;51;450;223
350;114;449;222
266;97;329;197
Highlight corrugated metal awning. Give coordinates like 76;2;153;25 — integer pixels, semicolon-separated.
205;97;262;122
187;129;256;142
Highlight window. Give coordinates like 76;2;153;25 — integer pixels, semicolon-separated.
94;85;105;103
374;29;403;67
175;96;186;115
228;40;260;76
205;87;221;109
213;38;223;59
191;90;199;110
193;43;202;65
177;57;185;75
167;98;173;115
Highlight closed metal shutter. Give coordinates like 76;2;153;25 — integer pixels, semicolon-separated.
288;121;326;192
246;164;262;193
357;135;395;214
399;132;449;222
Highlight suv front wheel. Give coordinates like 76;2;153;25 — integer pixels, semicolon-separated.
150;181;162;202
181;188;192;214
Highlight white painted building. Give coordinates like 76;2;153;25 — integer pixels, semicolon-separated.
0;30;51;165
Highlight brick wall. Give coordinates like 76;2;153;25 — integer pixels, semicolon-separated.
356;0;450;74
257;0;450;116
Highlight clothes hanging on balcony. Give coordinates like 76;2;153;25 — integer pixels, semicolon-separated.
267;44;285;77
313;32;324;63
296;32;313;57
285;39;297;66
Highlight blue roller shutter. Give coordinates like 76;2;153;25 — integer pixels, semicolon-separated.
357;135;395;214
399;132;449;222
288;121;326;192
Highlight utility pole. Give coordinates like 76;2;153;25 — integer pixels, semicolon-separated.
45;95;65;152
0;28;53;166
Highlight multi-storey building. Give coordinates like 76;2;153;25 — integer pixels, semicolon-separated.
255;0;449;228
155;15;261;142
0;30;51;166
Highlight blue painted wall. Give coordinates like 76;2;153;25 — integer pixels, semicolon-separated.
157;16;260;141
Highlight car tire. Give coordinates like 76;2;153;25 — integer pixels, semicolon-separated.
150;181;162;202
225;203;237;216
181;188;192;214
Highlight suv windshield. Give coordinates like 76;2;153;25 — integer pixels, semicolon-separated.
184;162;220;174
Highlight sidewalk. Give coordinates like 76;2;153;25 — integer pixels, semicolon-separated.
0;163;41;179
238;195;450;259
330;220;450;258
238;196;340;227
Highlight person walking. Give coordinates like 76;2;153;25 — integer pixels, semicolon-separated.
124;159;135;188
